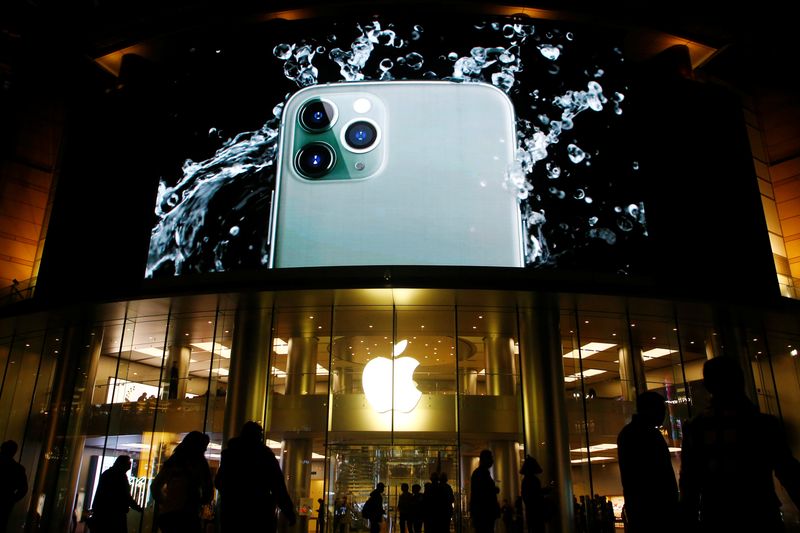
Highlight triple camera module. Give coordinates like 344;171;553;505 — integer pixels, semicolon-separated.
295;98;380;179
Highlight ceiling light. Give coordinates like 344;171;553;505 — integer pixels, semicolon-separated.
564;368;607;381
273;338;289;355
191;342;232;358
563;342;616;359
133;347;167;358
570;443;617;453
570;456;614;464
641;348;677;360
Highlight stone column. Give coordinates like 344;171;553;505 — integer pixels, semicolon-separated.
283;336;318;532
618;343;646;400
165;344;191;400
458;369;478;395
286;337;318;395
332;340;354;394
283;438;314;533
223;301;271;444
483;334;520;505
518;296;573;533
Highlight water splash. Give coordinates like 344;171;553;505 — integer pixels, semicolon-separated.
146;18;644;277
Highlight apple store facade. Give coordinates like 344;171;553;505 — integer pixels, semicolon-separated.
4;2;800;532
2;288;800;533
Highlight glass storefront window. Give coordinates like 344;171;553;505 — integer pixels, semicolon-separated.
4;290;800;533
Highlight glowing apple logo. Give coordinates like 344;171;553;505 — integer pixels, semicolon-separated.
361;340;422;413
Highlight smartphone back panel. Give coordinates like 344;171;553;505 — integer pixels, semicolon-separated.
271;81;524;268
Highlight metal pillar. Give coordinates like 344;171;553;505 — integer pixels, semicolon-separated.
483;334;520;505
223;302;271;444
518;297;573;533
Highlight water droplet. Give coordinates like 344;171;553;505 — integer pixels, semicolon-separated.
588;216;598;226
632;161;639;170
447;52;458;61
273;43;292;60
379;58;393;71
474;22;486;30
491;71;514;92
503;24;516;38
327;34;337;43
566;32;574;41
296;66;318;87
405;52;424;70
316;46;326;54
539;45;560;61
283;61;300;78
480;180;487;187
499;51;516;64
414;24;424;33
573;189;585;200
584;197;593;204
588;228;617;245
491;22;501;30
229;226;240;236
567;144;586;164
422;71;438;79
470;47;487;64
617;217;634;232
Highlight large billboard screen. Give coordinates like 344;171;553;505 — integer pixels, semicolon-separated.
144;15;646;278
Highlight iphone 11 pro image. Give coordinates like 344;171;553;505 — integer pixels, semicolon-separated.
269;81;525;268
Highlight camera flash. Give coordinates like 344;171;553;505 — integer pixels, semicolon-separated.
353;98;372;113
354;161;366;171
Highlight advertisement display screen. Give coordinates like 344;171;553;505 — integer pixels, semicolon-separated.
144;15;646;278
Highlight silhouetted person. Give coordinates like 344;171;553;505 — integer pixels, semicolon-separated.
214;422;296;532
520;455;546;533
151;431;213;533
398;483;414;533
422;480;435;533
90;455;142;532
0;440;27;533
410;484;423;533
167;363;179;399
470;450;500;533
333;496;348;533
438;473;455;531
317;498;326;533
363;483;385;533
616;391;678;533
680;356;800;532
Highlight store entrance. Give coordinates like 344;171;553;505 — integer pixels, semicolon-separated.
326;444;461;533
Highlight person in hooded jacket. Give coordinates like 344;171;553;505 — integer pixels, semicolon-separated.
151;431;213;533
680;356;800;532
214;421;296;533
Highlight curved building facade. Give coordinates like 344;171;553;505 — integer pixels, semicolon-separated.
2;3;800;533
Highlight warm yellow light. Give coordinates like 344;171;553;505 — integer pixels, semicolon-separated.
362;341;421;413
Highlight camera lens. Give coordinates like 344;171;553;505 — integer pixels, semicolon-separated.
300;100;337;131
296;143;336;178
344;121;378;150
